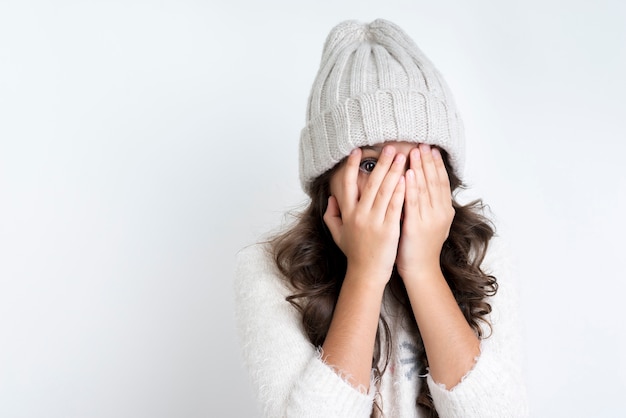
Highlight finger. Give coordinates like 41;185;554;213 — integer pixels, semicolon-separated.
371;152;406;220
410;147;432;211
385;174;405;225
418;143;441;205
431;147;453;206
337;148;361;213
358;145;397;209
404;168;419;219
323;195;343;244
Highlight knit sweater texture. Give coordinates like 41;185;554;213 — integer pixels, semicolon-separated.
234;237;529;417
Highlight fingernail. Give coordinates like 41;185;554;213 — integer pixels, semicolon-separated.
432;147;441;158
383;146;394;156
350;148;358;155
394;154;405;164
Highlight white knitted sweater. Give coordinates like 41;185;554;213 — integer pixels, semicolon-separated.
234;237;529;417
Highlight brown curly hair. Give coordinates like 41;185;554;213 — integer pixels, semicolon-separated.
270;149;498;417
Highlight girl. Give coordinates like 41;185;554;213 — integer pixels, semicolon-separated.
235;19;528;417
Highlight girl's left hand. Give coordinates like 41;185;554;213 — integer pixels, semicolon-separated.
396;144;455;282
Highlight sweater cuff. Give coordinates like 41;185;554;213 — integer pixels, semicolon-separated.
286;352;376;417
426;342;528;418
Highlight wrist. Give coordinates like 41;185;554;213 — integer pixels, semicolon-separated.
399;261;444;285
344;262;391;291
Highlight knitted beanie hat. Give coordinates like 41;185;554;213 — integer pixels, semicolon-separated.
299;19;465;194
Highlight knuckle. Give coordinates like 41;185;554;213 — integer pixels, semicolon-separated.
388;198;401;212
353;212;367;228
377;182;391;199
363;180;378;195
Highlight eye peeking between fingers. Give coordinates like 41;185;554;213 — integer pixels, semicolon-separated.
359;158;377;174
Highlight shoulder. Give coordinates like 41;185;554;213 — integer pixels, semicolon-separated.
235;242;273;273
480;234;524;338
481;234;517;284
234;242;292;304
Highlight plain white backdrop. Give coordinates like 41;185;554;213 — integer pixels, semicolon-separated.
1;1;625;417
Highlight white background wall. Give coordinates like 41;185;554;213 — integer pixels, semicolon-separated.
1;1;625;417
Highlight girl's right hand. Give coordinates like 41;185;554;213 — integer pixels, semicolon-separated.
323;146;406;285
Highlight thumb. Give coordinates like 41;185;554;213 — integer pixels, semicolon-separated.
323;195;343;244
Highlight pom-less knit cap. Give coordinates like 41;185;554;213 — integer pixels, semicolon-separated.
299;19;465;194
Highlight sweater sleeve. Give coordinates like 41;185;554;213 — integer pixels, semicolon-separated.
426;237;530;418
234;243;376;418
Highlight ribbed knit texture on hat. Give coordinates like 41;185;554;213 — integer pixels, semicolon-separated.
299;19;465;194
